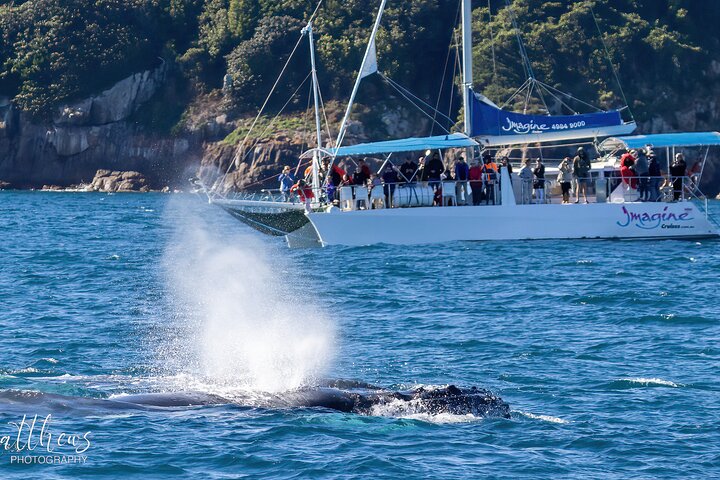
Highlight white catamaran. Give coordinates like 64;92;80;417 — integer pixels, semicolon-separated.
203;0;720;247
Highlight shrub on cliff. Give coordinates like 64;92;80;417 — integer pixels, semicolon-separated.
225;15;306;110
0;0;171;118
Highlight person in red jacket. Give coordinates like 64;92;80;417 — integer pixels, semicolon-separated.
291;179;314;211
620;154;638;190
468;158;484;206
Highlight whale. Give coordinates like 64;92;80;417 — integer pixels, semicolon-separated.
113;384;511;418
0;382;510;419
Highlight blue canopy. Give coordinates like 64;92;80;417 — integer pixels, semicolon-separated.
329;133;478;157
599;132;720;151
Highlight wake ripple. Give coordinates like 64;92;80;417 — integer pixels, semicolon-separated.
612;377;683;388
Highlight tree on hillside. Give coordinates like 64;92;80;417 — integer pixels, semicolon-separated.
227;0;258;40
1;0;166;118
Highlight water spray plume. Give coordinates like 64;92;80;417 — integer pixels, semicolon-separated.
162;197;335;393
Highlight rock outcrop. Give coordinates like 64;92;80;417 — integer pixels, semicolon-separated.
89;169;151;192
0;65;201;189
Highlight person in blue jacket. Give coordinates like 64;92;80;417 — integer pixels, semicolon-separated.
279;166;295;201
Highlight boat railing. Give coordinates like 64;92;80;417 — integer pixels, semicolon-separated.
596;175;708;210
222;175;711;213
222;188;304;204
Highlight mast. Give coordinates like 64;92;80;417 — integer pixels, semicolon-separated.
461;0;474;139
303;21;323;199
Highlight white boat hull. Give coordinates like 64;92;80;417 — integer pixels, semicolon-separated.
307;201;718;246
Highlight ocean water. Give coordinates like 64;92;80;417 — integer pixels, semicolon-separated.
1;191;719;479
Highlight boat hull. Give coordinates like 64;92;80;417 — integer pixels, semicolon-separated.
307;201;719;246
214;199;309;236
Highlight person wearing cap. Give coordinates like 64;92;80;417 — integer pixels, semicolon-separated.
278;165;295;201
669;152;687;201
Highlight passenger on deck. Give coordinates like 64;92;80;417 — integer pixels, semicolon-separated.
620;154;638;190
648;152;662;201
573;147;591;204
359;158;372;178
399;156;418;183
469;158;483;206
669;152;687;201
518;159;533;204
381;164;399;207
340;173;352;187
370;173;382;189
634;149;650;201
279;166;295;202
557;157;573;204
454;156;469;205
325;175;336;204
532;158;545;204
352;163;369;186
482;154;498;205
327;161;345;192
500;156;513;186
290;179;314;212
424;152;445;190
689;159;703;193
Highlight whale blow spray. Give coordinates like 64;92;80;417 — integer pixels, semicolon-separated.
162;198;335;393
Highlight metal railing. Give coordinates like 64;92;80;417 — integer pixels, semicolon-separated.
213;174;711;214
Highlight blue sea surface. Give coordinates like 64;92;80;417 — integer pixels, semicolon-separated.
1;191;719;478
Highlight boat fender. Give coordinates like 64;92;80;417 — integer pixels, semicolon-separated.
326;206;341;214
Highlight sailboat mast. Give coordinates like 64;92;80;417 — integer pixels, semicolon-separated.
304;21;323;197
461;0;474;139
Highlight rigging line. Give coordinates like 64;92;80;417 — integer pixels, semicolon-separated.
535;80;603;112
523;80;533;114
431;1;462;136
505;0;535;81
488;0;497;79
379;74;451;133
446;25;463;129
384;75;455;124
301;80;313;155
536;82;578;114
317;85;333;147
500;77;532;109
589;3;634;121
215;0;325;196
218;31;307;189
532;79;551;113
232;72;314;182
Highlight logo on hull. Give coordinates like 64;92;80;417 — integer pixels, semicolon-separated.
617;205;695;230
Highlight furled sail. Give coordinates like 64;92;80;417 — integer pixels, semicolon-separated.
470;91;636;147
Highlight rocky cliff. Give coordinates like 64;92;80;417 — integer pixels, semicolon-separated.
0;66;200;189
2;65;720;196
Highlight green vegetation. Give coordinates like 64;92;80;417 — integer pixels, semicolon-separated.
0;0;718;129
222;113;307;145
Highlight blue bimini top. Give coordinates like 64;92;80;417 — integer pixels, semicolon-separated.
599;132;720;151
329;133;478;157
